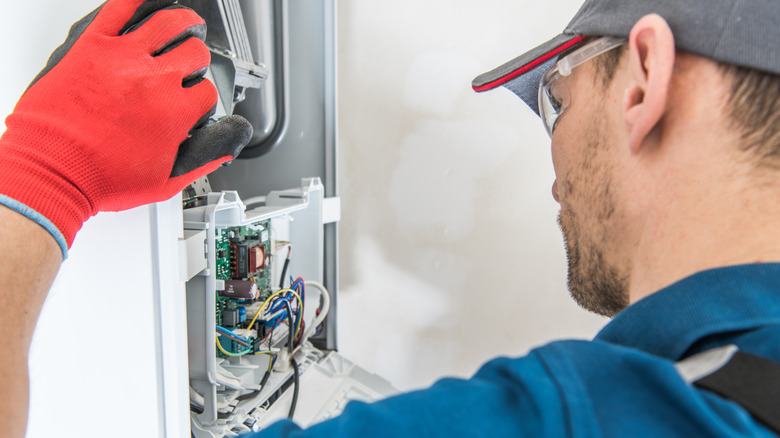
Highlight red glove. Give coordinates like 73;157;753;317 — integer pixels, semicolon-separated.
0;0;252;257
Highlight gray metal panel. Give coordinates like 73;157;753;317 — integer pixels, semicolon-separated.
210;0;334;197
208;0;339;350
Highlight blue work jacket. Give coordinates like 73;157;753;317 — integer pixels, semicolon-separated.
252;263;780;437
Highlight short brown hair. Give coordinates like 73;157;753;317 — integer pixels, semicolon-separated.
719;64;780;166
593;41;780;167
593;43;626;88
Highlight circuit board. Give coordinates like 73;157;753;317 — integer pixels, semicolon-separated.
215;223;272;282
215;221;273;355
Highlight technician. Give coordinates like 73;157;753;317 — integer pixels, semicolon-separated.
3;0;780;437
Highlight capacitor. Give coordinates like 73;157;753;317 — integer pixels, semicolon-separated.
219;280;259;300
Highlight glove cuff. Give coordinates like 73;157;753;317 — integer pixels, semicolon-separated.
0;127;93;256
0;195;69;259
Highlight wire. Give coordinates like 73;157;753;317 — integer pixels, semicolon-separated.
279;246;292;288
247;288;302;331
259;370;272;389
293;278;305;344
215;335;253;357
280;292;304;343
268;355;276;371
301;281;331;344
288;358;300;419
215;325;251;347
247;288;299;331
282;300;295;352
269;295;292;314
267;296;301;342
266;328;275;356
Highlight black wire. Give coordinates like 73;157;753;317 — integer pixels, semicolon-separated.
288;358;300;419
296;281;305;344
282;300;295;353
259;369;272;389
279;257;291;288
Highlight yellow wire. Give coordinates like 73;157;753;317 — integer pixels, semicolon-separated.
215;334;274;357
247;288;293;330
218;286;303;359
215;335;252;357
247;288;303;338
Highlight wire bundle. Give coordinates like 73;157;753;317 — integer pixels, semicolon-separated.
213;274;331;421
248;280;304;344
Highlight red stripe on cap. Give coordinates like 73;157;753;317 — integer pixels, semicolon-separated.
473;35;587;92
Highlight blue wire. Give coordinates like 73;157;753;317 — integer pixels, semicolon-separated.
269;297;299;339
266;314;283;327
278;294;298;334
269;299;287;314
216;325;251;343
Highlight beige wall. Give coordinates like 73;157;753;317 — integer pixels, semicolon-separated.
336;0;608;390
0;1;612;426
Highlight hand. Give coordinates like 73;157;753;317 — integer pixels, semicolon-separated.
0;0;253;255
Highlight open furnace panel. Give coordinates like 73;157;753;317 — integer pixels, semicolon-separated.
182;180;395;437
177;2;396;435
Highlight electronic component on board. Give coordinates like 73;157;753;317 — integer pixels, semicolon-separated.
230;240;265;278
220;280;259;300
222;309;240;328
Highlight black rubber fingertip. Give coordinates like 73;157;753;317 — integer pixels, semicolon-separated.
183;76;207;88
170;115;254;177
153;24;208;56
183;66;209;88
224;115;255;155
120;1;180;35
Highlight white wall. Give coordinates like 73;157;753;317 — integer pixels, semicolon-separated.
1;1;610;435
336;0;609;391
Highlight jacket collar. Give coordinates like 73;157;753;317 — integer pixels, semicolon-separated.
595;263;780;360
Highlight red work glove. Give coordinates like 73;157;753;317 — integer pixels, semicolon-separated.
0;0;252;257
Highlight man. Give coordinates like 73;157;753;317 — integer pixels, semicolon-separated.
253;0;780;435
259;0;780;431
2;1;779;438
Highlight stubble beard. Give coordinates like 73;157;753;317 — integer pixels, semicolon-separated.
556;131;630;317
558;209;629;317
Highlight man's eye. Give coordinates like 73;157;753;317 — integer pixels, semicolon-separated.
549;82;567;112
549;92;563;112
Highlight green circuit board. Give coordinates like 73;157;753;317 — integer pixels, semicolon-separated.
214;221;273;334
215;222;272;282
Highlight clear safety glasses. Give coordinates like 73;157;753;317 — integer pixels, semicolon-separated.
538;36;626;137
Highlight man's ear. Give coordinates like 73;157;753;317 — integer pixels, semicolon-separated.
623;14;676;154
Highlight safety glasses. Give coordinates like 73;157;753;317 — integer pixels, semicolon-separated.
538;36;626;137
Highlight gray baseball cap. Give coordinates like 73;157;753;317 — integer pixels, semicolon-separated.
473;0;780;115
